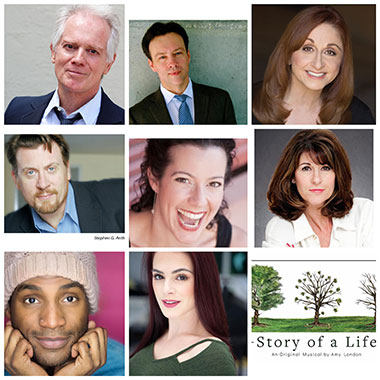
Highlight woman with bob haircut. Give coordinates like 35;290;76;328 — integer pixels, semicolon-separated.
252;5;374;124
130;139;247;248
263;129;373;247
129;251;236;376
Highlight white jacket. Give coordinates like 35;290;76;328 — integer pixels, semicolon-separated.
262;198;373;248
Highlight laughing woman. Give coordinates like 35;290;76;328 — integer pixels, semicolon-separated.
129;139;246;247
129;252;236;376
252;6;374;124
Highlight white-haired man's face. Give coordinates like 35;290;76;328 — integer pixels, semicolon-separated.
50;11;115;99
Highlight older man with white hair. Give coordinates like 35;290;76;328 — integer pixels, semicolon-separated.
5;5;124;125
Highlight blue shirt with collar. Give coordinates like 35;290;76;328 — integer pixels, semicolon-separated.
160;79;194;124
31;182;81;233
40;87;102;125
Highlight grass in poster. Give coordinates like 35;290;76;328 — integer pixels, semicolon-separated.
252;316;376;332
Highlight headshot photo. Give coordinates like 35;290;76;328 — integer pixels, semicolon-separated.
252;5;375;124
4;135;125;233
129;20;247;124
4;4;124;125
129;251;247;375
4;251;125;376
129;138;247;247
255;129;373;248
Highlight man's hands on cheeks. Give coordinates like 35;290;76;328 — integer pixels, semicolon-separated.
54;320;108;376
4;320;48;376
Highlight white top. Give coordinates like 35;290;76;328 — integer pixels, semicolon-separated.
160;79;194;124
40;87;102;125
262;197;373;248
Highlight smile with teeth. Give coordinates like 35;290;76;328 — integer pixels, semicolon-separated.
162;299;181;308
177;208;206;230
307;71;326;78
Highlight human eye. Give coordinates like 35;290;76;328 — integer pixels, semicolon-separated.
25;169;36;177
321;165;332;171
89;49;99;55
24;297;40;305
301;165;311;171
176;273;188;281
47;166;56;173
63;295;78;303
325;49;337;56
302;45;314;52
64;43;75;50
208;181;223;188
175;177;190;184
153;273;164;280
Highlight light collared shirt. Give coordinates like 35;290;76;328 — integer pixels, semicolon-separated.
160;79;194;124
31;182;81;233
40;87;102;125
262;197;373;248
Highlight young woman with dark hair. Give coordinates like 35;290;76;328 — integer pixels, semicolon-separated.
252;6;374;124
263;130;373;247
129;252;236;376
130;139;246;247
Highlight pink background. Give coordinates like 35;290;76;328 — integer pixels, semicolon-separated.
91;252;125;344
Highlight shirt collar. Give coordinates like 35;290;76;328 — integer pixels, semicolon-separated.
292;211;357;244
292;213;316;243
160;78;193;106
31;182;79;232
42;87;102;125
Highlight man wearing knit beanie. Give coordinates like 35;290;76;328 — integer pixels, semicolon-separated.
4;252;124;376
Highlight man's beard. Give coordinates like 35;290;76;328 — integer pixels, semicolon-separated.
32;187;66;215
29;325;88;369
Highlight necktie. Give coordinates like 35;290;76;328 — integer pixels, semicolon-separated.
174;95;193;125
54;107;83;125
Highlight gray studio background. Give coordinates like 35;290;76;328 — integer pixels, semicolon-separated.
4;4;124;110
255;129;373;247
252;5;376;120
129;20;247;124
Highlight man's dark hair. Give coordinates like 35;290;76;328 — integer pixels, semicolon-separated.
141;21;189;60
6;135;70;175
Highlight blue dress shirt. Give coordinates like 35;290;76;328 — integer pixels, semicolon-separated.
160;79;194;124
40;87;102;125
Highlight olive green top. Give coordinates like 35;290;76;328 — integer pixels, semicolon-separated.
129;338;236;376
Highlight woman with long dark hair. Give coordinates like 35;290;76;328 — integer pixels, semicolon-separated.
252;6;374;124
129;252;236;375
130;139;246;247
263;129;373;247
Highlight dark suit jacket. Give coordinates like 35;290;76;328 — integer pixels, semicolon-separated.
5;88;124;124
129;82;236;124
5;179;125;233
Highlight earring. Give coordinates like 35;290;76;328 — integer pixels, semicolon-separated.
291;178;295;184
151;192;157;215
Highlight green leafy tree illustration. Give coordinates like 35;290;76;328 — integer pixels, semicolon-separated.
252;265;284;327
356;273;376;327
295;271;342;327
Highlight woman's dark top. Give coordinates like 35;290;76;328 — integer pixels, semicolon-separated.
129;339;237;376
252;82;375;124
216;214;232;247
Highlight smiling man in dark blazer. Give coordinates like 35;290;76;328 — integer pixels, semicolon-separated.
5;135;124;233
5;5;124;125
129;22;236;125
